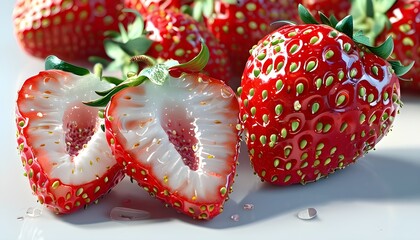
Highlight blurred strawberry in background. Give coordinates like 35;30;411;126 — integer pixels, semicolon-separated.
13;0;131;63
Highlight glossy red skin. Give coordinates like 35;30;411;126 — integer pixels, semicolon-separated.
302;0;351;21
15;70;125;214
13;0;131;62
376;0;420;92
124;0;192;15
239;24;401;185
145;8;230;82
204;0;277;80
105;73;241;219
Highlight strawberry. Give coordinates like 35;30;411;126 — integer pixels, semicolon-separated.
87;44;241;219
13;0;131;62
16;56;124;213
123;0;193;15
352;0;420;92
190;0;299;82
302;0;351;22
238;5;412;185
96;8;230;83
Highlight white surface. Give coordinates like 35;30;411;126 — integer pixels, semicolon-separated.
1;2;420;240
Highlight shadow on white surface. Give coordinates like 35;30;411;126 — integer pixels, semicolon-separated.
45;146;420;229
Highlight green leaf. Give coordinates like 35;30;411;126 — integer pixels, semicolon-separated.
221;0;236;4
119;37;153;56
85;76;147;107
102;76;124;85
366;35;394;59
140;64;170;86
353;30;371;46
388;60;415;78
104;30;121;39
118;22;129;43
123;9;145;39
45;55;90;76
335;15;353;38
172;39;209;72
192;1;204;21
329;15;339;27
104;39;128;59
366;0;374;18
319;12;331;26
298;4;318;24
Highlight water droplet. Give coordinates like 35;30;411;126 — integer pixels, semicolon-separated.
17;216;24;221
243;203;254;210
110;207;151;221
230;214;240;221
297;208;317;220
26;207;42;218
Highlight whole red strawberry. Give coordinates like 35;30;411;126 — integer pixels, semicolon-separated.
352;0;420;92
13;0;130;62
238;5;410;185
87;45;241;219
302;0;351;22
16;56;124;213
191;0;299;83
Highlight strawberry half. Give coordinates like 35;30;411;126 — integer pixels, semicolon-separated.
87;44;241;219
16;57;124;213
238;5;412;185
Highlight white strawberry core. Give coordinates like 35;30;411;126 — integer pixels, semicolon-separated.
111;74;238;202
19;72;117;185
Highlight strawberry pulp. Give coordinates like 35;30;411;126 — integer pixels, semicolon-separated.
161;103;200;171
63;102;99;157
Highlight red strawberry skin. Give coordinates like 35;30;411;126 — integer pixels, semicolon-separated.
144;8;230;82
376;0;420;91
239;24;401;185
105;72;241;219
124;0;192;15
203;0;277;80
13;0;130;62
16;70;125;213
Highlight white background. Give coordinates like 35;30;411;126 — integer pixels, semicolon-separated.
1;1;420;239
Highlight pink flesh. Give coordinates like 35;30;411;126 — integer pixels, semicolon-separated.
160;103;200;171
63;102;98;156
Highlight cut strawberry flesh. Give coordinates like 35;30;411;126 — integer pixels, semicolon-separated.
161;102;200;171
63;102;98;157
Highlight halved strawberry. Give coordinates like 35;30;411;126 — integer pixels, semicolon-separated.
16;57;124;213
88;45;241;219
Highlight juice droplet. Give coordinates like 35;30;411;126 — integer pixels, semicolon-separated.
26;207;42;218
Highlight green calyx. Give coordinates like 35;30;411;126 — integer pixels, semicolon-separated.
89;9;153;78
84;41;210;107
297;4;413;79
350;0;396;44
